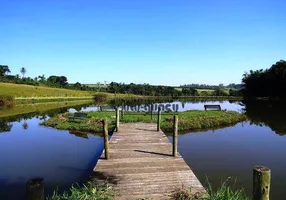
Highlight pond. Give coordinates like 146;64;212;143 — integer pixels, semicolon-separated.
0;99;285;199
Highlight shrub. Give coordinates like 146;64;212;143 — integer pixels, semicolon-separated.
93;93;108;103
170;178;250;200
170;186;204;199
205;177;250;200
0;95;15;107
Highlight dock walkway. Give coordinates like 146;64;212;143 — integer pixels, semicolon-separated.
93;123;205;200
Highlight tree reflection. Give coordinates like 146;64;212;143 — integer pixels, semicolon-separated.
22;121;29;130
0;102;92;130
244;100;286;135
0;119;13;133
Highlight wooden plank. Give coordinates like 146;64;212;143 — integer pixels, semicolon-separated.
92;123;205;200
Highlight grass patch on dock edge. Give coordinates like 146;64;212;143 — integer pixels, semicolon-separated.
170;178;250;200
47;182;116;200
47;178;250;200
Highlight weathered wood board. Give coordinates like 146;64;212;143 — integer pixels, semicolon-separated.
93;123;205;200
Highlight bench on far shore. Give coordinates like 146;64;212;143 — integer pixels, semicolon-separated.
68;112;89;121
204;105;222;111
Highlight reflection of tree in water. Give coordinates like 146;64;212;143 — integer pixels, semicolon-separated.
107;98;174;108
0;119;13;133
243;100;286;135
39;115;47;121
73;105;83;112
228;100;243;105
182;102;185;109
0;102;92;128
107;98;238;111
22;121;29;130
69;131;89;139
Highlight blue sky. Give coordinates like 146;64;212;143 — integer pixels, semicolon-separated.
0;0;285;86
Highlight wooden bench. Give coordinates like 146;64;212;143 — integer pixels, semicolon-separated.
204;105;221;111
68;112;89;121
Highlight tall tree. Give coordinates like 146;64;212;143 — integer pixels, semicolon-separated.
20;67;27;78
242;60;286;98
38;74;46;81
47;75;68;87
0;65;11;76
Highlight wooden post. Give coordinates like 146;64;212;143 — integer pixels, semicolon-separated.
253;166;271;200
173;115;178;157
103;119;109;160
121;103;124;119
157;107;161;131
150;103;153;120
26;178;44;200
116;107;119;132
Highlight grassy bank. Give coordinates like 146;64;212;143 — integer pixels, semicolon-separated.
15;96;93;104
0;83;146;104
47;178;250;200
0;95;15;107
0;82;94;97
48;182;116;200
41;110;247;134
170;178;250;200
0;83;243;105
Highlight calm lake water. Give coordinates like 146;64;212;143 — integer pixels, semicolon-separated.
0;100;285;199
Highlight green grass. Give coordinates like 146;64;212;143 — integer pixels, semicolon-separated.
0;83;146;103
41;110;247;134
0;83;239;102
0;82;94;97
15;97;93;104
41;112;116;133
47;182;116;200
196;89;215;92
171;178;250;200
205;179;250;200
48;178;250;200
0;94;15;107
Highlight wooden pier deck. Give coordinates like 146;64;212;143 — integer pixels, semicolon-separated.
92;123;205;200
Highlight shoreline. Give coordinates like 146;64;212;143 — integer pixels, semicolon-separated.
41;110;247;134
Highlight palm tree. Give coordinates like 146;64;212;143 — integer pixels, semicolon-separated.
22;121;29;130
20;67;26;78
38;74;46;81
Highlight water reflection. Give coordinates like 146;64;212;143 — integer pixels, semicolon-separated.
85;99;244;113
0;119;13;133
4;99;285;199
22;121;29;130
244;100;286;135
0;118;103;200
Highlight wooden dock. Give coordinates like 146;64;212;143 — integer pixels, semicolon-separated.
92;123;205;200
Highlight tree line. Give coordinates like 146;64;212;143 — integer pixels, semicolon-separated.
0;65;103;91
0;64;241;96
181;83;242;90
242;60;286;98
107;82;241;97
